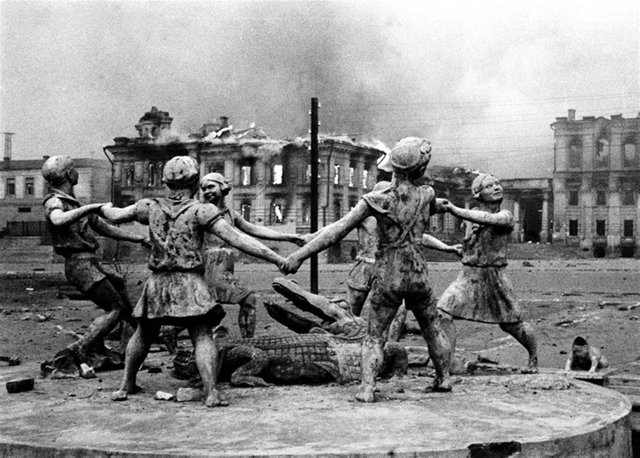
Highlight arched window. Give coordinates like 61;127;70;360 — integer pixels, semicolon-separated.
147;163;156;187
207;161;224;174
125;166;134;186
156;162;164;186
301;200;310;224
624;142;637;168
333;201;341;221
272;164;283;185
568;137;582;169
362;169;369;189
270;201;284;224
240;202;251;221
595;138;609;168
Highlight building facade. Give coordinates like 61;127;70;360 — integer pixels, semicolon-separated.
104;108;559;259
427;166;553;246
0;154;110;237
551;110;640;256
104;107;385;261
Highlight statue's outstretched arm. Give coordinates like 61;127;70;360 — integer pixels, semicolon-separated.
422;233;462;257
101;203;141;224
444;203;513;228
47;203;104;227
234;211;304;245
209;218;286;269
90;216;147;244
288;201;370;267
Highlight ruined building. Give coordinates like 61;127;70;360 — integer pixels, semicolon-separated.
552;110;640;256
428;166;553;246
104;107;385;260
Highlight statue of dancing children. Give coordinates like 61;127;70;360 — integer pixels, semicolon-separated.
200;172;305;338
42;155;146;374
287;137;454;402
438;173;538;373
103;157;290;407
309;180;461;341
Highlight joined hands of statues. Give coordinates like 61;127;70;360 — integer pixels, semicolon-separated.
451;244;463;257
277;257;298;275
300;233;316;245
277;255;302;275
100;202;115;219
293;235;307;247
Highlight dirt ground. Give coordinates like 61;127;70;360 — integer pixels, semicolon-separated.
1;258;640;378
1;258;638;456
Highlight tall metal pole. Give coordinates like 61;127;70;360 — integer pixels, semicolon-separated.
310;98;319;293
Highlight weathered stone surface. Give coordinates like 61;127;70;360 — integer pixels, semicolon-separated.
175;387;203;402
0;370;632;457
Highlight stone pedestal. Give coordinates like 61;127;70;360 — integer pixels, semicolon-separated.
0;363;632;457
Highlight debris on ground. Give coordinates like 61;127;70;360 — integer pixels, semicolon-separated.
176;387;203;402
477;355;499;365
0;356;21;366
80;363;96;379
155;391;175;401
6;377;35;393
618;303;640;311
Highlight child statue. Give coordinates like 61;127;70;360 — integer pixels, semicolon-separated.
199;172;305;338
438;173;538;373
42;155;146;374
308;179;461;341
287;137;453;402
102;156;290;407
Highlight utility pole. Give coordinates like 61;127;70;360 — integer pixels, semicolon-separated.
310;98;319;293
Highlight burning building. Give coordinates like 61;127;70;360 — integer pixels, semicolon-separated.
104;107;385;261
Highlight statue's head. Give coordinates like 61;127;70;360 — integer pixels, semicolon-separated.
471;173;503;203
389;137;431;178
200;172;231;202
42;155;77;186
162;156;199;190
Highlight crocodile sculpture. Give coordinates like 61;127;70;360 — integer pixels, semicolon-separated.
174;329;407;386
172;278;408;386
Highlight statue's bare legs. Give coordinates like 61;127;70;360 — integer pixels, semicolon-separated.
500;321;538;373
64;279;135;364
386;302;407;343
111;321;159;401
411;303;453;392
190;324;228;407
355;305;399;403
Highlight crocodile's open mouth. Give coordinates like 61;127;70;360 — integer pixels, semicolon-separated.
272;277;333;322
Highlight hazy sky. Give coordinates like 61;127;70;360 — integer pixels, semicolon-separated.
1;0;639;178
